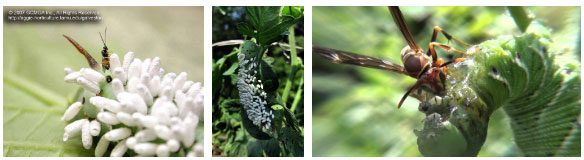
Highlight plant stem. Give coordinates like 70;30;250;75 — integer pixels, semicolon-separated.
508;7;532;33
282;26;298;104
290;75;303;112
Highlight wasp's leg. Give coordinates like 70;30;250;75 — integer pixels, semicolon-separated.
428;42;466;66
426;26;471;61
429;26;471;48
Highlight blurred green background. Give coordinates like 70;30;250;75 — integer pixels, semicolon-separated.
4;6;204;156
312;6;580;157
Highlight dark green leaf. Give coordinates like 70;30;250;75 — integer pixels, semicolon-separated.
240;109;272;140
222;63;239;76
281;6;304;19
247;139;281;157
246;7;281;33
237;22;254;37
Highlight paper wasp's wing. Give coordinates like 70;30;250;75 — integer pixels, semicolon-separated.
63;35;101;70
314;46;408;75
388;6;422;53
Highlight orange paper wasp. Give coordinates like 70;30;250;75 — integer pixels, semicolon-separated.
314;6;469;108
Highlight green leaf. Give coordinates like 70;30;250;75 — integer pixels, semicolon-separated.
237;22;254;37
4;74;92;156
240;109;272;140
222;63;239;76
246;7;282;33
258;60;279;93
256;18;302;46
243;6;303;45
280;127;304;157
247;139;281;157
281;6;304;19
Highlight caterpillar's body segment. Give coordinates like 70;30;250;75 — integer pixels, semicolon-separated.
416;23;581;156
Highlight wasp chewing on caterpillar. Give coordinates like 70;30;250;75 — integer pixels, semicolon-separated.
63;28;113;84
313;6;580;156
314;6;471;109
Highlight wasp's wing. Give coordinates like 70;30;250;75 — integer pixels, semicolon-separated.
63;35;101;70
314;46;407;75
388;6;421;53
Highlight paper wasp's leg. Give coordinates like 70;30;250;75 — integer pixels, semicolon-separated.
428;42;466;66
439;58;467;68
429;26;470;47
426;26;470;62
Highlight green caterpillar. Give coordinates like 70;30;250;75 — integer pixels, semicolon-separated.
416;22;581;156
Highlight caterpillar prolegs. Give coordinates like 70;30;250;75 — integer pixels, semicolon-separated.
415;23;581;156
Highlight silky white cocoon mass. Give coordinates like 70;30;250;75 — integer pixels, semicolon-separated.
182;81;194;93
194;143;203;157
111;78;125;96
109;53;121;70
64;72;81;83
156;144;170;157
110;139;128;157
122;51;135;73
128;59;142;80
97;111;121;125
90;96;122;113
181;115;197;147
134;143;158;156
116;112;137;126
141;58;151;77
149;76;161;97
112;67;127;83
63;119;87;141
77;77;100;94
125;137;138;149
104;128;132;141
81;120;93;149
166;139;180;152
64;67;73;74
62;51;204;157
148;57;161;77
80;68;105;83
135;129;157;142
89;120;101;136
125;77;140;93
94;136;110;157
62;102;82;121
154;125;173;140
173;72;187;93
137;84;153;106
138;115;159;129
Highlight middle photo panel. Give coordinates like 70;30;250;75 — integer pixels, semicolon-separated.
211;6;305;157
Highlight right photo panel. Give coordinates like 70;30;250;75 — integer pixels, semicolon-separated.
313;6;580;157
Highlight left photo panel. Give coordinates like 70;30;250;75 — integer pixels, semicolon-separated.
4;6;204;157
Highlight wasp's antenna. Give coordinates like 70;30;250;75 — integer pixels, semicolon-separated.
398;79;423;109
99;28;107;47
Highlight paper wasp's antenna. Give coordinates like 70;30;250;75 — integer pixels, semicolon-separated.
63;35;101;70
99;28;111;70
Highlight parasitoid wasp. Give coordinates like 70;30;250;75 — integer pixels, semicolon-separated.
63;28;113;83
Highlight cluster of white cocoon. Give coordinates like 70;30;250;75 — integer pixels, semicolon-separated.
62;52;203;157
236;52;274;131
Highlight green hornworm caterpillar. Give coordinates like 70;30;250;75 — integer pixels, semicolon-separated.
416;22;580;156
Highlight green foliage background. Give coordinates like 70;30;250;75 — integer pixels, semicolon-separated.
212;6;304;157
312;6;580;157
3;7;204;156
